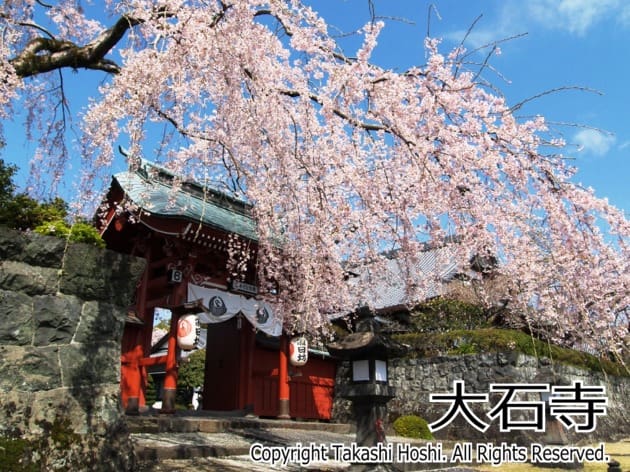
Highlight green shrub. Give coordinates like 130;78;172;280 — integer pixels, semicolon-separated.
410;298;488;333
145;375;157;406
177;348;206;407
452;338;478;354
34;219;105;248
0;161;104;248
392;415;434;440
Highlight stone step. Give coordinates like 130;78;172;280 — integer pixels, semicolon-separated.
132;429;355;471
129;415;469;471
133;432;254;464
133;428;630;472
130;417;356;470
136;455;350;471
126;413;354;435
132;429;458;471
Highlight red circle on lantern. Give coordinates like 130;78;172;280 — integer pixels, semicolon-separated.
178;319;192;337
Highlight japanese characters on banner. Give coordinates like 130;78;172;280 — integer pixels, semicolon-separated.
187;284;282;337
289;336;308;366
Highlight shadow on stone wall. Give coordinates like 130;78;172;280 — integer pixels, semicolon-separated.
0;227;145;471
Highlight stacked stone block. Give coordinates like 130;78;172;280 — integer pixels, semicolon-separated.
0;227;145;471
334;351;630;442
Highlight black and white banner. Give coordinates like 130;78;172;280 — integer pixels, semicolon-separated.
187;284;282;337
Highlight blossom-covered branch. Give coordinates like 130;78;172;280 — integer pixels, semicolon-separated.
0;1;627;354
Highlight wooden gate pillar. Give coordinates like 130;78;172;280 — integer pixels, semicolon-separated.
278;335;290;419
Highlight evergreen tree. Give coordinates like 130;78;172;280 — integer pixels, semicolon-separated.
177;349;206;406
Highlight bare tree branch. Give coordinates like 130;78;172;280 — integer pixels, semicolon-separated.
509;85;603;113
15;21;55;39
9;14;145;77
461;32;528;62
426;3;442;38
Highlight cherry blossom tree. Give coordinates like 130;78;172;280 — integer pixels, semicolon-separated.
1;1;628;354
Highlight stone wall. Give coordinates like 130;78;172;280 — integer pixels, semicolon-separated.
333;351;630;443
0;227;145;471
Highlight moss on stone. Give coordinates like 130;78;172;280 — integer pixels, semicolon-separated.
409;298;488;332
393;328;629;377
0;416;87;471
0;435;39;472
41;416;81;450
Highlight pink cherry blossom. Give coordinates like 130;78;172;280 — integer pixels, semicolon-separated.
1;1;627;354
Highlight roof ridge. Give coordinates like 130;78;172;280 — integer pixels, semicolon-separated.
112;160;258;241
134;158;253;218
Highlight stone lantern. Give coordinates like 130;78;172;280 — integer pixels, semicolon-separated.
328;308;405;448
533;371;579;470
533;371;569;447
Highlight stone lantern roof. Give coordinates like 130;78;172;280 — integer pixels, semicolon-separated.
327;307;407;360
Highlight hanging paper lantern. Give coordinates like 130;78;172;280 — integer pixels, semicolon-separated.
289;336;308;366
177;314;200;350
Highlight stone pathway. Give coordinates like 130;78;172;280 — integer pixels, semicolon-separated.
130;414;629;472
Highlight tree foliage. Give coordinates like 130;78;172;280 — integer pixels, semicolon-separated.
0;160;104;246
153;319;171;331
34;218;106;248
0;194;67;231
177;349;206;393
0;1;628;353
0;160;68;229
0;158;17;205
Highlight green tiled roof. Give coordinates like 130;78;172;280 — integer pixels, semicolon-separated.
114;160;257;241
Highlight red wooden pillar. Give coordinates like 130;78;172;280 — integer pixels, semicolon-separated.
122;340;144;414
160;315;179;413
278;334;290;419
161;268;188;413
122;247;151;414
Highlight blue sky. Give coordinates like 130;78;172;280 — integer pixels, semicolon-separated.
310;0;630;213
3;0;629;215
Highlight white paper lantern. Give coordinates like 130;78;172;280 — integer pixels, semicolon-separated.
289;336;308;366
177;314;200;350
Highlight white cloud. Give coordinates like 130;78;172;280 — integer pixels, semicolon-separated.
443;0;627;46
574;129;615;156
620;5;630;27
441;6;526;53
526;0;620;35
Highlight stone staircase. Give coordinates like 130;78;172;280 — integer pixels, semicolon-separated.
129;414;519;471
128;414;355;471
126;414;471;471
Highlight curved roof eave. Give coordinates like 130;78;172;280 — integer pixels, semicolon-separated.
113;167;258;241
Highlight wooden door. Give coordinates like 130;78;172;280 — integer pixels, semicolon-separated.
203;318;240;410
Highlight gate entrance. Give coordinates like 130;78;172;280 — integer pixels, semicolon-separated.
203;317;241;410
